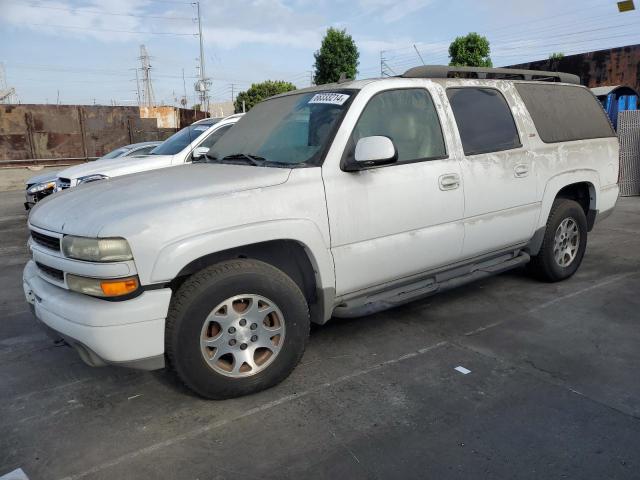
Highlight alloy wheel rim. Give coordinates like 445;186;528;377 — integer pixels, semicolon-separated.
553;217;580;267
200;294;286;378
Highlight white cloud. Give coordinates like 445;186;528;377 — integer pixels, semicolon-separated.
356;0;434;23
0;0;164;42
198;0;325;49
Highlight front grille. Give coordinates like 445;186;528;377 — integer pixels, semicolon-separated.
30;230;61;251
57;177;71;190
36;262;64;282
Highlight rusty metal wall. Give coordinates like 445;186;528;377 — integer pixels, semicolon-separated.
507;44;640;93
0;105;206;161
618;110;640;196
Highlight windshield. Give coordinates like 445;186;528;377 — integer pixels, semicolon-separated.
150;123;212;155
208;90;355;167
101;147;129;159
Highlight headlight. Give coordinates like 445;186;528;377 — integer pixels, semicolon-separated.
27;181;56;194
67;274;139;298
77;174;108;185
61;236;133;262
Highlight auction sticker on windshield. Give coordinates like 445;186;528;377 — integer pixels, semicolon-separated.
308;93;350;105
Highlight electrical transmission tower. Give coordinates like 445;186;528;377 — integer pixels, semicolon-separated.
138;45;156;107
0;63;17;104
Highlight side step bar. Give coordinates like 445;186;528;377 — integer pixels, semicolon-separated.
332;250;530;318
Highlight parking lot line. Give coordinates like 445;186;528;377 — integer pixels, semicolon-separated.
57;341;448;480
527;271;639;313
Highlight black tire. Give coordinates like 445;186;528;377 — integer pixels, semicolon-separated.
527;198;588;282
165;259;310;399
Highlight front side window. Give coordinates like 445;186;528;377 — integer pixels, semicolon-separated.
208;90;355;167
150;123;213;156
349;88;446;164
198;123;234;150
447;87;521;156
101;147;129;159
127;145;156;156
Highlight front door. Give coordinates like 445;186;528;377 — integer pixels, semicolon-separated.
322;86;466;296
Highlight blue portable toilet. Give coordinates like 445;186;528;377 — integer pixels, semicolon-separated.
591;85;639;130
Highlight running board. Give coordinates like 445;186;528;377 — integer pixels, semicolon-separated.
332;251;530;318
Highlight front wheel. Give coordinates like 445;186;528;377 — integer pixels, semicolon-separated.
165;259;310;399
527;198;588;282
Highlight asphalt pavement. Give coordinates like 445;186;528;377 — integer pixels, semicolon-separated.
1;189;639;480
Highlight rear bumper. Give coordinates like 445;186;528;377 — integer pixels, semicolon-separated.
23;260;171;370
595;184;619;225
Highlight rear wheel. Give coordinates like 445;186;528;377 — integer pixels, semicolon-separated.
528;198;588;282
166;259;310;399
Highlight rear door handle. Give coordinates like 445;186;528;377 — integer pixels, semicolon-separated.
439;173;460;191
514;164;529;178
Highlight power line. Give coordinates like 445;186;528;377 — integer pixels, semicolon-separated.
27;23;196;36
9;2;193;21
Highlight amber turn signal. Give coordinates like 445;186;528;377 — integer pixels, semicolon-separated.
100;277;139;297
67;274;140;298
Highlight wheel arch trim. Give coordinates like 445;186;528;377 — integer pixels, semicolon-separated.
536;170;600;232
150;219;335;293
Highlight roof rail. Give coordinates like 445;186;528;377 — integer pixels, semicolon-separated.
402;65;581;85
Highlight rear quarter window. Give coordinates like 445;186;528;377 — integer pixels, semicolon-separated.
515;83;615;143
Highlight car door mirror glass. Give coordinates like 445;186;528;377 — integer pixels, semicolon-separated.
353;136;397;168
192;146;210;159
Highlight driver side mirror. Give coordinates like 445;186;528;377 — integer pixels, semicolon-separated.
346;136;397;171
192;146;210;160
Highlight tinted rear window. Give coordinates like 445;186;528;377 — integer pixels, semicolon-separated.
447;87;521;156
515;83;615;143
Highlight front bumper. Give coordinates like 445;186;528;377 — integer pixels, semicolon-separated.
23;260;171;370
24;189;55;210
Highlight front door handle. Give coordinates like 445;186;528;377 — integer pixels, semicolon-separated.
439;173;460;191
514;164;529;178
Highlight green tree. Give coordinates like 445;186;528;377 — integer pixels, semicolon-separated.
548;52;565;71
313;27;359;85
448;32;492;67
234;80;296;113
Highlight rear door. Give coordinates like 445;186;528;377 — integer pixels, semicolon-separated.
447;85;539;258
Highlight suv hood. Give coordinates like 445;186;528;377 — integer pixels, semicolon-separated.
56;154;174;181
26;171;58;186
29;163;291;236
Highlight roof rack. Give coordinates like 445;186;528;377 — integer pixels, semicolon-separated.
402;65;581;85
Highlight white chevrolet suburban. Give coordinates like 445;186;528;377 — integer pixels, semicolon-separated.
23;66;619;399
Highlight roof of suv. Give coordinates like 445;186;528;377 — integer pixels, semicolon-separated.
274;65;582;99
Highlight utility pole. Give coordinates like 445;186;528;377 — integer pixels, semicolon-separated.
138;44;155;107
134;67;141;106
194;1;210;115
230;83;235;103
182;68;187;107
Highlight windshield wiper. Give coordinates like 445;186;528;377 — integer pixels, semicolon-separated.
262;160;310;169
200;153;267;166
222;153;267;165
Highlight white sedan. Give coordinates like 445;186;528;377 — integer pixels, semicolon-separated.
53;114;242;191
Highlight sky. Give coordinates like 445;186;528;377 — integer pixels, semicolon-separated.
0;0;639;106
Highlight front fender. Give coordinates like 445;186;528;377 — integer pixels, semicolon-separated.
149;219;335;291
